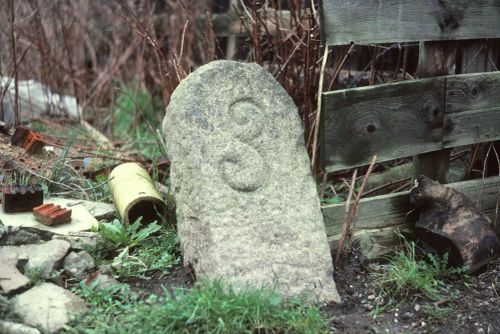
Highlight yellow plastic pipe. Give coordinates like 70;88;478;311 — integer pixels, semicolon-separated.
108;162;166;225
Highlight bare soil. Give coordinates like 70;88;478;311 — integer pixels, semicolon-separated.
126;249;500;334
328;248;500;334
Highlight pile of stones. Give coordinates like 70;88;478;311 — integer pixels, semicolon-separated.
0;226;117;333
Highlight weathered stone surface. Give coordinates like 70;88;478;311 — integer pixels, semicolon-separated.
64;251;95;280
163;60;340;302
0;253;30;293
53;231;100;251
0;239;70;279
0;320;41;334
12;282;86;333
0;226;41;246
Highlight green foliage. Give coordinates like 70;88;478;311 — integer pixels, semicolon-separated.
111;227;180;278
92;218;179;278
109;87;165;160
320;195;344;205
98;218;161;251
371;238;466;315
65;281;330;334
23;265;44;285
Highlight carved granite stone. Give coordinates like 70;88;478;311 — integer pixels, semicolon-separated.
163;60;340;302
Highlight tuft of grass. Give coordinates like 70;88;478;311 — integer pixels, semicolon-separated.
98;218;161;251
90;218;180;278
111;226;180;278
371;238;466;315
23;265;45;285
64;280;330;334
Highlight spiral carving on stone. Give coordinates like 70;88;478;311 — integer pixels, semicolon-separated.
219;98;266;192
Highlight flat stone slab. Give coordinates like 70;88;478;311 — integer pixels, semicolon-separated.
164;60;340;302
0;320;41;334
12;282;86;333
0;239;70;282
0;198;98;235
0;253;30;293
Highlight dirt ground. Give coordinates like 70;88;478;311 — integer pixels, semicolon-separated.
329;248;500;334
125;248;500;334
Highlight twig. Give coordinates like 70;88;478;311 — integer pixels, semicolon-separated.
310;45;329;171
391;180;412;193
326;43;355;91
335;155;377;264
9;0;19;126
335;169;357;264
363;177;411;197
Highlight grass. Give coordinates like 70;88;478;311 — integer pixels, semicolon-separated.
371;237;466;316
107;87;166;160
90;217;180;278
110;225;180;278
64;280;330;334
22;264;45;285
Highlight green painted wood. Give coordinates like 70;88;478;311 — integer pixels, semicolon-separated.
444;72;500;147
322;176;500;258
321;78;445;172
320;0;500;45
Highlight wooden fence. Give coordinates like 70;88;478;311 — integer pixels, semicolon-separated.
318;0;500;258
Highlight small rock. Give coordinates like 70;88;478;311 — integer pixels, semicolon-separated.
0;226;20;239
12;282;86;333
421;321;427;327
64;251;95;280
0;254;31;293
52;232;100;251
414;304;421;312
0;227;41;246
363;304;374;311
0;320;41;334
367;294;376;300
25;239;70;278
401;312;412;320
98;264;113;275
85;272;120;290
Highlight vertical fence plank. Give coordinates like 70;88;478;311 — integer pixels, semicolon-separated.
412;41;457;183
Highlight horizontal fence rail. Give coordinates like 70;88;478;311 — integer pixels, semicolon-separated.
320;0;500;45
321;71;500;172
321;176;500;258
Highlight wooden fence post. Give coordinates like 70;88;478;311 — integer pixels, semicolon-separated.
412;41;457;183
458;39;500;177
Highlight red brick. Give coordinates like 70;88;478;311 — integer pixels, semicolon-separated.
33;203;72;226
2;185;43;213
10;126;45;154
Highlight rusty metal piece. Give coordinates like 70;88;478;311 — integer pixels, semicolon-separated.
23;132;45;154
2;184;43;213
10;126;45;154
11;126;30;146
410;175;500;273
33;203;72;226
